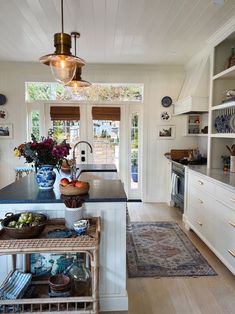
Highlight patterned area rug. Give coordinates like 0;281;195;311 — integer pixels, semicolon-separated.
126;221;217;278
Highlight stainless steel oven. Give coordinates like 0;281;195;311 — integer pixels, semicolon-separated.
171;162;185;211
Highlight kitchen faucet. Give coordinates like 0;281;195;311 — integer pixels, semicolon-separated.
71;141;93;179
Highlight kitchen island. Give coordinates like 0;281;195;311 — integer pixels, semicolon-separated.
0;165;128;312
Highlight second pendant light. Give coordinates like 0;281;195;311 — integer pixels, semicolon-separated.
66;32;91;91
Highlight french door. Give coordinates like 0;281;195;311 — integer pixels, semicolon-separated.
30;102;142;200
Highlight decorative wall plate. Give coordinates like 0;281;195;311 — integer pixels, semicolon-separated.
161;96;172;107
0;94;7;106
229;113;235;132
0;107;8;120
160;111;171;121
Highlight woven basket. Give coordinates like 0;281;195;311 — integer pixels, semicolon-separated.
60;182;89;196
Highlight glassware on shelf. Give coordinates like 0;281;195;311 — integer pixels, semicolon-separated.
66;254;91;296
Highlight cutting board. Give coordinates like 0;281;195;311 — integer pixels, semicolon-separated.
170;149;191;160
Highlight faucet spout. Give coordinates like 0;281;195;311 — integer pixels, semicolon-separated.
71;141;93;180
73;141;93;153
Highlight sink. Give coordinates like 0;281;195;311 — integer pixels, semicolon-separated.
78;171;119;181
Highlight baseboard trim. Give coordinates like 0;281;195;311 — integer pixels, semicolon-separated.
100;293;128;312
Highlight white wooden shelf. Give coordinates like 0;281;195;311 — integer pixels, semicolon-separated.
213;65;235;80
186;134;208;137
211;101;235;111
211;133;235;138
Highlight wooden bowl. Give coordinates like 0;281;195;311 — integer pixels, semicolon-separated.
0;212;48;239
49;274;71;291
61;159;72;172
59;182;89;196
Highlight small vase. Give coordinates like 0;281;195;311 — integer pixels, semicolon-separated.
65;206;83;229
36;165;56;190
230;156;235;173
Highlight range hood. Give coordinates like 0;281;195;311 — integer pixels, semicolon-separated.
174;55;209;115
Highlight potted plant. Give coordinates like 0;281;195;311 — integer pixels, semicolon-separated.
131;150;138;182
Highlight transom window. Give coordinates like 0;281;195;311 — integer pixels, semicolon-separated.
25;82;144;102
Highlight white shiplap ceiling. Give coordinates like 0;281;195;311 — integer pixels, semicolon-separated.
0;0;235;65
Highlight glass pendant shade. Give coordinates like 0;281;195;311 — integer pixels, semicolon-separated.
66;67;91;90
39;0;85;85
49;55;77;85
40;33;85;85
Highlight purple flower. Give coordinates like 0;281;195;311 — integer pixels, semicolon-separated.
15;135;71;169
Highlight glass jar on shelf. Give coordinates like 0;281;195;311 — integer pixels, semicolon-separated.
66;254;91;296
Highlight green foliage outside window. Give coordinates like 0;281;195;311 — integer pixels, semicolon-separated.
31;111;40;141
26;82;143;102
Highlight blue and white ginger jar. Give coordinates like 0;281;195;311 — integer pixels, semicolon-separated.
36;165;56;190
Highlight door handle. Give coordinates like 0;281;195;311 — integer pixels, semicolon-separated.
198;180;204;185
228;250;235;258
229;221;235;228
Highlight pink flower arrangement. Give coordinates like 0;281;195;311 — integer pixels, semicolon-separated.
14;134;71;170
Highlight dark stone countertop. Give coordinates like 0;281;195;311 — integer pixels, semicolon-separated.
0;164;127;204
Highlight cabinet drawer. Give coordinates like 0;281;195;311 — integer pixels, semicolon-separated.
210;200;235;273
211;200;235;241
215;184;235;211
188;171;215;195
187;186;213;241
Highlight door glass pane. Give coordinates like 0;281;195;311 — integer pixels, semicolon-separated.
31;110;40;141
52;120;80;158
131;113;139;189
93;120;120;169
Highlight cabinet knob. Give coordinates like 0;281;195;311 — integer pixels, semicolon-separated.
228;221;235;228
197;220;203;226
198;180;204;185
198;199;203;204
228;249;235;258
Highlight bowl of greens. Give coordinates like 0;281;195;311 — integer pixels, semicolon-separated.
0;212;48;239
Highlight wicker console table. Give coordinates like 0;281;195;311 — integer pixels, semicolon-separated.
0;217;101;314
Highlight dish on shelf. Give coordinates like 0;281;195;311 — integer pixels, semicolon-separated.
47;228;76;238
224;112;231;133
214;114;225;133
229;113;235;132
49;274;71;292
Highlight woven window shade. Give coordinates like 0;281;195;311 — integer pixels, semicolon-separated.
92;107;120;121
50;106;80;121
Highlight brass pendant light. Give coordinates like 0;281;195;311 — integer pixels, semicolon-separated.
66;32;91;90
39;0;85;85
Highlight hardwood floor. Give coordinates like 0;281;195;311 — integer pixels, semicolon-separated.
101;202;235;314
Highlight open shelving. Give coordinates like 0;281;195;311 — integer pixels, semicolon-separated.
213;64;235;80
0;218;101;314
208;29;235;169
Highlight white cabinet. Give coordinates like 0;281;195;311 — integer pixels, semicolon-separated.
185;170;235;274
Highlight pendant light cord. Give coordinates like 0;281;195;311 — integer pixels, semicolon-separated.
61;0;64;33
74;35;77;57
